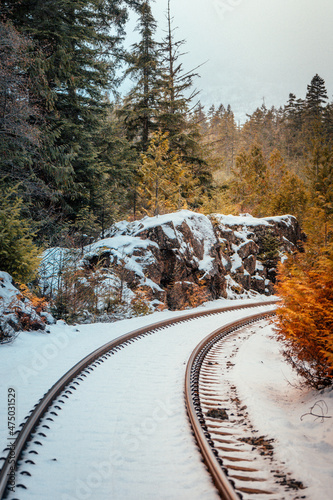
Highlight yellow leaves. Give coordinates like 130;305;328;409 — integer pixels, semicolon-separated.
137;129;197;216
130;286;153;316
275;245;333;387
18;284;49;318
230;144;310;220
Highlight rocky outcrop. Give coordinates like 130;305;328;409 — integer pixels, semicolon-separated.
83;211;304;309
0;272;54;342
40;210;305;315
84;211;227;310
211;213;305;296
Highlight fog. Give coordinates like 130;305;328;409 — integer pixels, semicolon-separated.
123;0;333;122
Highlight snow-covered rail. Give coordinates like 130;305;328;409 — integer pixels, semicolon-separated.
185;310;287;500
0;301;277;499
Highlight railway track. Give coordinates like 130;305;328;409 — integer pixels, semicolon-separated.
0;301;277;499
185;312;307;500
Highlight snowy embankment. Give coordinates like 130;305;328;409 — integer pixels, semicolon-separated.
230;323;333;500
0;299;269;500
0;297;332;499
39;209;304;320
0;271;52;340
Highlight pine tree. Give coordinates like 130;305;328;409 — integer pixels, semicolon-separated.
137;129;194;216
120;0;160;152
0;185;40;283
91;106;139;231
282;93;305;159
230;144;268;214
5;0;135;231
264;150;309;221
157;0;199;149
305;74;328;120
157;0;212;200
304;147;333;247
0;20;42;190
284;93;305;130
205;103;238;176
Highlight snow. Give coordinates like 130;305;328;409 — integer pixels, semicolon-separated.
213;213;296;228
230;322;333;499
1;299;331;498
40;210;220;305
256;261;264;271
39;210;300;318
87;235;159;255
136;210;218;277
213;213;272;227
0;272;48;339
230;249;243;272
107;210;218;276
131;210;206;233
0;298;273;499
0;271;19;306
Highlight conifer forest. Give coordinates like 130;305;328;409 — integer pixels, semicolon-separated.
1;0;333;386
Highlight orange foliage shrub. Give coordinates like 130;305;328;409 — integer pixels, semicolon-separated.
275;246;333;388
130;287;152;316
168;281;209;310
18;284;49;315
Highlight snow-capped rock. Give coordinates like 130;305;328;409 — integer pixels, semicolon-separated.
211;213;305;295
0;272;52;342
40;210;305;315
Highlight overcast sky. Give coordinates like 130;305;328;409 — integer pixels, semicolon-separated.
123;0;333;123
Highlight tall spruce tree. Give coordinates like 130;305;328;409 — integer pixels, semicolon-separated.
304;75;330;183
120;0;160;152
5;0;136;238
156;0;213;206
305;74;328;120
157;0;198;145
0;18;41;182
158;0;202;156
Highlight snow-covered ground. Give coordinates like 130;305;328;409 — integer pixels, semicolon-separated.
0;297;332;499
230;322;333;499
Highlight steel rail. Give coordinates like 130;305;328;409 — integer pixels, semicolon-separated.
184;309;276;500
0;300;277;498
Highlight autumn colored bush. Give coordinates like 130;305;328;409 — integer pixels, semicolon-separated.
18;284;48;315
275;245;333;388
130;287;152;316
168;281;209;310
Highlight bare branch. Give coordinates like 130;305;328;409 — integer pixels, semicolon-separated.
300;400;332;423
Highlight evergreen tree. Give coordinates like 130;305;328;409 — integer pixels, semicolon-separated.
120;0;160;152
269;173;309;222
0;185;40;283
302;74;329;159
282;93;305;159
230;144;268;214
205;103;238;175
157;0;199;149
5;0;136;232
0;19;44;193
91;106;139;231
305;74;328;120
157;1;211;179
137;129;194;216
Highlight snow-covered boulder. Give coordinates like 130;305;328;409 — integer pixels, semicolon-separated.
0;272;52;342
85;210;226;309
211;213;305;295
40;210;305;316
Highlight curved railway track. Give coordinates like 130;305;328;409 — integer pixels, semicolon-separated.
185;310;276;500
0;301;277;499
